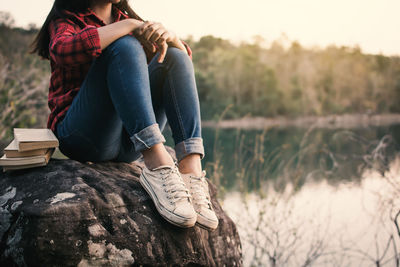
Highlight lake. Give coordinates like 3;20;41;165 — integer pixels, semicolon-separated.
165;123;400;266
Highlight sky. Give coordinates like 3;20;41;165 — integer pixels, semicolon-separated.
1;0;400;56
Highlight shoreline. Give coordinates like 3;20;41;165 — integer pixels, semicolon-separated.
202;113;400;129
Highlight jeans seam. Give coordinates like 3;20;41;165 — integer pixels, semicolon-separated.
113;48;128;101
134;135;151;149
167;70;187;142
174;137;205;162
111;48;127;158
130;123;165;152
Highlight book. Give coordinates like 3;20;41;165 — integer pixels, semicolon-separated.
0;148;54;167
14;128;59;152
4;139;49;158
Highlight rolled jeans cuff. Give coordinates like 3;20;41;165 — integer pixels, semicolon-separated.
130;123;166;152
174;137;205;162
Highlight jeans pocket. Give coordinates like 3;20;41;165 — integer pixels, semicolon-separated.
58;129;99;163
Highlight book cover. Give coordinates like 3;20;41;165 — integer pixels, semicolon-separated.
14;128;59;152
0;148;54;167
4;139;48;158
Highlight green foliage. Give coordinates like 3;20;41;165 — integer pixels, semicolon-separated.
0;21;50;140
186;36;400;120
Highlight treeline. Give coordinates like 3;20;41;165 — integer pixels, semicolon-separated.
186;36;400;120
1;15;400;139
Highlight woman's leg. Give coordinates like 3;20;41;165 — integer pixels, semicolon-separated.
147;48;218;230
56;35;171;166
147;47;205;176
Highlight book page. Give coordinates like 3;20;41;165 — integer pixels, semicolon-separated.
4;139;17;151
14;128;58;143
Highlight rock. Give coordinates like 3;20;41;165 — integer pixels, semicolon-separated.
0;148;242;266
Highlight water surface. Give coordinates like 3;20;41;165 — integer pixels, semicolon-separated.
166;123;400;266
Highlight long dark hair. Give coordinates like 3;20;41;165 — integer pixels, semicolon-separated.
30;0;142;59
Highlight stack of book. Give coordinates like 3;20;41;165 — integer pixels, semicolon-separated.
0;128;59;172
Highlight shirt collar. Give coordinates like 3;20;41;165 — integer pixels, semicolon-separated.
113;5;129;20
86;5;129;22
63;5;129;23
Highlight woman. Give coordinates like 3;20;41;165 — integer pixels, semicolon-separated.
31;0;218;230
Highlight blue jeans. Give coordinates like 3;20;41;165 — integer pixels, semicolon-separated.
55;35;204;163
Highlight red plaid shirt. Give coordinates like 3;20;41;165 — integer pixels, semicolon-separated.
47;5;192;132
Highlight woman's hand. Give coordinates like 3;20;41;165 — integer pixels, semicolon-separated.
97;18;144;50
134;21;186;63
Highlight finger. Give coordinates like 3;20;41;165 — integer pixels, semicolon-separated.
134;33;156;53
135;21;152;35
142;39;156;53
149;28;166;43
143;22;162;41
156;32;170;47
150;42;156;53
158;42;168;63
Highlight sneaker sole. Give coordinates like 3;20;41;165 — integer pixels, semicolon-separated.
196;214;218;231
140;172;196;228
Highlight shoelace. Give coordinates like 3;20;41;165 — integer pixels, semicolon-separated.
159;165;191;205
189;170;212;209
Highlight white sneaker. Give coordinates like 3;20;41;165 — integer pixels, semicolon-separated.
181;170;219;230
140;164;197;228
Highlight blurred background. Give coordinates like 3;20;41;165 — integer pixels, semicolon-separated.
1;0;400;266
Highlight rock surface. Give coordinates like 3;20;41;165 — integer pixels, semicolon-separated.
0;149;242;266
